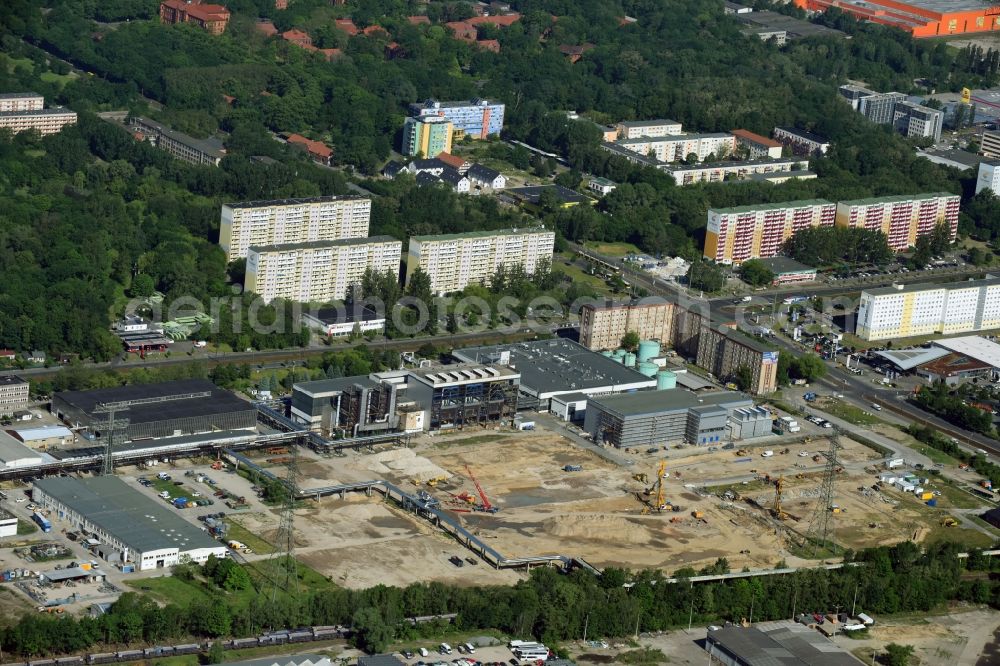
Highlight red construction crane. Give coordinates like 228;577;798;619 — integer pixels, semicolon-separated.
465;464;498;513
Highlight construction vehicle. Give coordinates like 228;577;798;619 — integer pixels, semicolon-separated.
941;516;958;527
771;476;789;520
465;465;498;513
633;473;648;484
426;476;447;487
736;449;749;456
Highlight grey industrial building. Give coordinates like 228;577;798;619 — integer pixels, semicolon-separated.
706;621;863;665
583;390;757;448
33;476;228;571
453;338;657;410
290;375;399;437
406;363;520;431
52;379;256;441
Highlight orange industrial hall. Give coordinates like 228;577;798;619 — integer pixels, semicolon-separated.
795;0;1000;37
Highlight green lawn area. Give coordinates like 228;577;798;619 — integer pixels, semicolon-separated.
127;575;212;606
39;70;76;87
147;475;198;500
584;241;642;257
932;479;987;510
815;399;881;425
914;444;963;467
16;519;37;536
225;519;277;555
923;523;997;550
554;253;612;293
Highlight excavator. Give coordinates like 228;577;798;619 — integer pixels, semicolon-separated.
770;476;789;521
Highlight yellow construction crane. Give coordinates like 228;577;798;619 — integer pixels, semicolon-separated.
637;461;669;513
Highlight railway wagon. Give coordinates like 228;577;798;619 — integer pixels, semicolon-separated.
86;654;116;665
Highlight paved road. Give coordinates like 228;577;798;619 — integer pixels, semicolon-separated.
531;413;635;467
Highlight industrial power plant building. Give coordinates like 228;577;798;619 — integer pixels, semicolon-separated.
453;338;657;411
405;363;520;431
291;375;399;437
583;390;761;448
33;476;228;570
52;379;256;441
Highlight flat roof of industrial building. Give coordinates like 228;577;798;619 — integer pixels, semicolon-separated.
228;656;331;666
0;431;42;464
8;424;73;441
588;389;751;417
454;338;656;395
507;185;589;204
863;276;1000;297
34;476;221;554
53;379;253;424
707;621;863;665
294;375;379;396
932;336;1000;369
408;363;519;386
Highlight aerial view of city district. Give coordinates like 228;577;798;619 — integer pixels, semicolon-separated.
12;1;1000;666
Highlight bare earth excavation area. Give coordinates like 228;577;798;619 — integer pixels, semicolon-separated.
241;426;992;588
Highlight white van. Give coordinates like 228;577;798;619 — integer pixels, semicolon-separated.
465;643;476;654
439;643;452;655
419;647;428;657
158;491;170;499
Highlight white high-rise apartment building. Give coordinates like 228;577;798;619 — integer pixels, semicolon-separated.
245;236;401;304
0;108;77;136
0;93;44;112
856;277;1000;341
406;228;555;295
976;159;1000;195
219;195;371;261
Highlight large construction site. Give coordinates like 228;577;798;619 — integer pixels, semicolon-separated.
233;420;997;588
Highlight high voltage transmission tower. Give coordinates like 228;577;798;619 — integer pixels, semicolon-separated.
260;435;303;604
803;432;841;560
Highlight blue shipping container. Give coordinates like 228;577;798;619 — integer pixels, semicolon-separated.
926;499;938;507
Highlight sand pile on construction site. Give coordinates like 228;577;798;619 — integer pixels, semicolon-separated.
541;514;651;544
364;448;451;482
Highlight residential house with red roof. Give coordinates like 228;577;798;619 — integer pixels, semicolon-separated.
286;134;333;165
159;0;230;34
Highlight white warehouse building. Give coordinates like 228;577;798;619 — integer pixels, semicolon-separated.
33;476;228;571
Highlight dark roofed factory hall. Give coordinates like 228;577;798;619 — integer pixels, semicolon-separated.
51;379;256;441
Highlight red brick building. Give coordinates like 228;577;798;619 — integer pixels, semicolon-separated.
159;0;230;34
286;134;333;165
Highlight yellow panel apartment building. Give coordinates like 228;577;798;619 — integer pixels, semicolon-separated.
405;228;555;295
220;195;371;261
856;277;1000;341
245;236;401;304
834;192;960;251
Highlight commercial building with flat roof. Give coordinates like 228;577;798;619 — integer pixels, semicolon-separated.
51;379;256;441
932;335;1000;368
583;389;754;448
406;228;554;295
220;195;372;261
245;236;401;304
893;100;944;142
0;507;16;538
756;257;818;285
301;305;386;338
127;116;225;166
0;375;29;414
453;338;657;410
33;476;228;570
0;107;77;136
405;363;520;431
230;656;331;666
704;199;836;265
706;620;863;665
795;0;1000;38
291;375;398;436
835;192;960;252
857;277;1000;341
